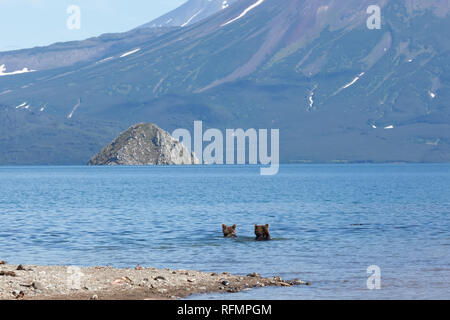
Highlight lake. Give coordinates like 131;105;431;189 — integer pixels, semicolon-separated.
0;164;449;299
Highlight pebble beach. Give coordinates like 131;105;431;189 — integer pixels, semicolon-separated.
0;261;308;300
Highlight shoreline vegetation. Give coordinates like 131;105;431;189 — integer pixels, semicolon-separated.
0;261;309;300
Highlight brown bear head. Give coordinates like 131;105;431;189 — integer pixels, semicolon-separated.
222;224;237;238
254;224;271;241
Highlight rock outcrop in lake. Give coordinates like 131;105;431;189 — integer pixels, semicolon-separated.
88;123;199;166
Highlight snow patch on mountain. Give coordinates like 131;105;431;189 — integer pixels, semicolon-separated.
317;5;329;14
181;9;204;27
120;48;141;58
15;102;27;109
333;72;365;96
67;99;81;119
0;90;12;96
342;72;365;90
307;85;318;111
221;0;265;27
0;64;36;77
97;57;114;64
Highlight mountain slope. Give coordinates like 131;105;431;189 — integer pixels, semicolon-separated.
138;0;239;28
0;105;123;165
0;0;449;164
0;27;171;73
0;0;241;73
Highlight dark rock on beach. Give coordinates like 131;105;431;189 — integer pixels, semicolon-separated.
247;272;261;278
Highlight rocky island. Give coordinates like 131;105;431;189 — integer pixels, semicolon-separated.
88;123;199;166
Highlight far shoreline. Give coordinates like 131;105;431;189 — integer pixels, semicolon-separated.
1;162;449;167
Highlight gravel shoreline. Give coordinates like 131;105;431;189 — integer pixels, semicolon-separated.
0;261;310;300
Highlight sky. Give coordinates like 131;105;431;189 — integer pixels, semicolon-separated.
0;0;186;52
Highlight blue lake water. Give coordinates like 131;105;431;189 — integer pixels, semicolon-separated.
0;164;449;299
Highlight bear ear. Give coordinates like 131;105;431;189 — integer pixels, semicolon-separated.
232;224;236;229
